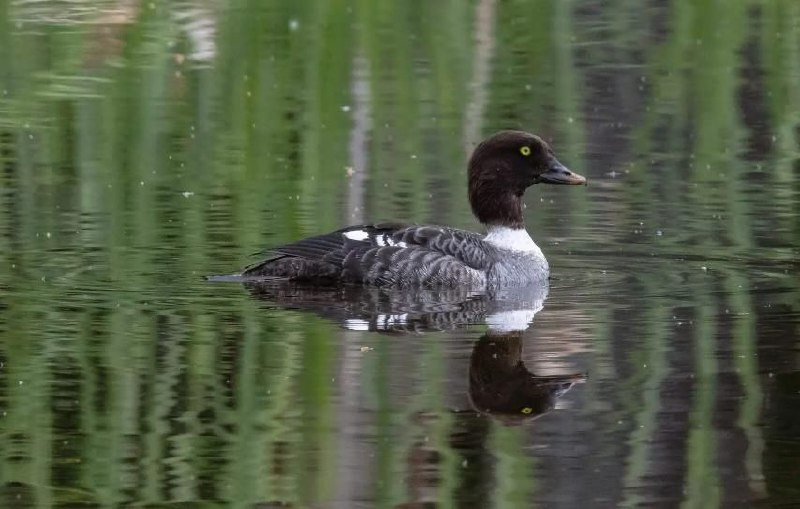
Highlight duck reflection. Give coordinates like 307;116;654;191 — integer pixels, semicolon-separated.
469;330;586;422
244;280;585;508
244;280;585;420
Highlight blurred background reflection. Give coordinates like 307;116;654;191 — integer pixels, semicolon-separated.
0;0;798;507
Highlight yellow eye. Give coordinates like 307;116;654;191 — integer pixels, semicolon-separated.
521;407;533;414
520;146;531;156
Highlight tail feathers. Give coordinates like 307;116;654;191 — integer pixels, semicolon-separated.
242;254;340;282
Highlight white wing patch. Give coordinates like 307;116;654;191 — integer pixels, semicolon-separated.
343;229;369;241
344;230;410;247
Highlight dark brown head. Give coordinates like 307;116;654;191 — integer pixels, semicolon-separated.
467;131;585;228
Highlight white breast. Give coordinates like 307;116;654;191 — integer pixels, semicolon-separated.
484;226;543;256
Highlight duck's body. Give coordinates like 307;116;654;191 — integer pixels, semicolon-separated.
242;131;585;288
243;223;548;288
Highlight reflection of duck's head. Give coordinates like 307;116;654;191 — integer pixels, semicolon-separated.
468;331;586;423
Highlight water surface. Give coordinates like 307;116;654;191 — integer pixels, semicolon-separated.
1;1;799;507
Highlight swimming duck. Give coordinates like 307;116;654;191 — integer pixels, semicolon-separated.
243;130;585;287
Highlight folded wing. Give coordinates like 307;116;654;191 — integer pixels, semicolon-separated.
243;223;495;287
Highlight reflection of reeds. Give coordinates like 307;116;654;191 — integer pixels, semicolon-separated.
463;0;497;153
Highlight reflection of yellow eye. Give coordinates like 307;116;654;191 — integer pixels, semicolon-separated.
520;146;531;156
521;407;532;414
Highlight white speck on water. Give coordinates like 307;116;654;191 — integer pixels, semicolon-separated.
181;191;194;198
140;181;144;186
656;230;662;236
701;266;708;271
289;19;299;31
341;105;350;112
18;380;23;385
46;232;51;238
568;117;574;123
410;154;417;159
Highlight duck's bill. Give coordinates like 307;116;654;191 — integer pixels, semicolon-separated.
538;158;586;185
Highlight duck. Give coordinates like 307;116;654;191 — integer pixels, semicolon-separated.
242;130;586;287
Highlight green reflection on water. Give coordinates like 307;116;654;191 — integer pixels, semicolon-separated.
0;0;799;507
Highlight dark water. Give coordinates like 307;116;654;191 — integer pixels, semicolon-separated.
1;1;799;507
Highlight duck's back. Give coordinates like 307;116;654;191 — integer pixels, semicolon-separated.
243;223;493;287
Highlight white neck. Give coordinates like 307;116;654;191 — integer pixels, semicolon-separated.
484;226;542;254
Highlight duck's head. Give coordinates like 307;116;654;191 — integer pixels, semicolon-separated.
468;130;585;228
